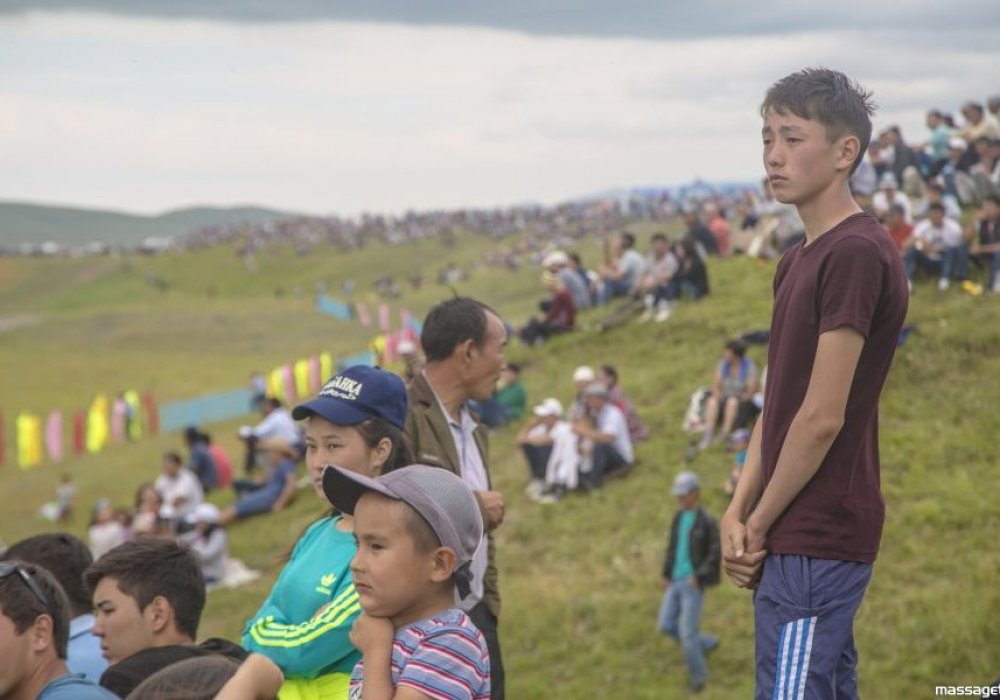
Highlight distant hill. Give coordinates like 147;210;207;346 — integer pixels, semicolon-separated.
0;201;300;247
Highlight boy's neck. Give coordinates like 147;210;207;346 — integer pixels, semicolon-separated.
390;586;456;630
797;181;862;246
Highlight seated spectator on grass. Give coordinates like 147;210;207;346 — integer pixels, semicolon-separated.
220;439;299;525
681;207;718;256
178;504;228;585
969;194;1000;293
473;363;527;428
904;202;968;291
699;339;759;449
970;135;1000;201
598;364;649;444
703;202;732;256
568;365;595;421
637;233;680;323
154;451;204;525
674;238;710;300
568;252;599;306
0;561;117;699
132;483;165;537
573;383;634;490
202;431;234;490
238;397;302;474
597;232;646;304
544;249;591;311
183;426;218;493
883;203;915;253
87;499;125;560
915;179;962;222
872;172;913;223
1;533;107;682
84;539;247;698
517;398;578;502
722;428;751;497
519;271;576;346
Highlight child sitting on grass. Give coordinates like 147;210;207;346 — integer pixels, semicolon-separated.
325;463;491;700
723;428;750;497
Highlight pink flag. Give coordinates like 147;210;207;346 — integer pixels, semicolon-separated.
378;304;391;332
45;410;63;463
282;364;297;404
308;356;322;393
110;399;126;443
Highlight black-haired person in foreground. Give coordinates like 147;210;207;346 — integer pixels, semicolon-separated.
1;532;107;682
83;538;246;698
0;560;117;699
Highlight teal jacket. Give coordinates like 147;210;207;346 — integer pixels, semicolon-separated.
242;516;361;679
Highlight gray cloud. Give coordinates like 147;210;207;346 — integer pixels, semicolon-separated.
3;0;999;44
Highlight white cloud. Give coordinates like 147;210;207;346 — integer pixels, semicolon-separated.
0;13;997;215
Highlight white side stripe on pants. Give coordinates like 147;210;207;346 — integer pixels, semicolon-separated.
772;616;818;700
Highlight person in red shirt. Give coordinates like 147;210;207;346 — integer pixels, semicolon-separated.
518;272;575;346
721;68;908;700
883;202;914;252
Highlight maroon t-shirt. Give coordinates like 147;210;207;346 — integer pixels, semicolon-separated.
761;212;908;563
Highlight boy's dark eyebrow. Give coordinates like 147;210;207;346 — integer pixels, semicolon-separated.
762;124;806;136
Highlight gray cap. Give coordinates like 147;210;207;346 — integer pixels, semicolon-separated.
671;470;701;496
322;464;483;598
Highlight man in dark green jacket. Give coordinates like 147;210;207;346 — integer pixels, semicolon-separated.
405;297;508;699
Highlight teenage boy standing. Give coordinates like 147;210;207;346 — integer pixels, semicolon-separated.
721;68;908;699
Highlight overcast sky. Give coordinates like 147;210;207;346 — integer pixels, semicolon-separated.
1;3;998;216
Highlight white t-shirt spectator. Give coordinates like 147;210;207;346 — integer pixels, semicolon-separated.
155;468;204;521
619;249;647;289
596;403;634;464
251;407;301;445
914;217;964;252
645;250;679;284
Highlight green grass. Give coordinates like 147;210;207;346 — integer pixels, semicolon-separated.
1;229;998;698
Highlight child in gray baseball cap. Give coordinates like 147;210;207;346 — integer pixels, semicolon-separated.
322;464;490;700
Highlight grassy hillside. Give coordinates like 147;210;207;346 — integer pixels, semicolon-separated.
0;229;997;698
0;201;296;247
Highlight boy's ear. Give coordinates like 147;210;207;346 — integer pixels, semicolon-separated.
429;547;458;584
836;134;861;172
145;595;174;634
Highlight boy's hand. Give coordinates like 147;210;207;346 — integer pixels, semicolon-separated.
350;613;394;657
720;509;768;589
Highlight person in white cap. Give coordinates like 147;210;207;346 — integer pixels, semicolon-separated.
543;250;590;311
396;338;424;385
657;470;720;694
179;503;227;585
516;398;578;502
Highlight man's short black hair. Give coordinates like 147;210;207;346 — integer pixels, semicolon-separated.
420;297;499;362
2;533;93;617
600;365;619;386
0;561;71;659
163;451;183;466
84;539;205;640
761;67;876;175
927;202;946;213
265;397;283;410
620;232;636;249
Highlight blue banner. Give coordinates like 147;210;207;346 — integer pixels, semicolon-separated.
160;389;253;433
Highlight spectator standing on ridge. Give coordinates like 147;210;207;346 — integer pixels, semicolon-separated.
0;561;117;699
722;68;907;699
2;533;107;683
404;297;508;699
658;471;721;694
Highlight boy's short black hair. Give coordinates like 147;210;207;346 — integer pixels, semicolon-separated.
84;539;205;640
761;67;875;175
0;561;71;659
420;297;499;362
2;533;93;617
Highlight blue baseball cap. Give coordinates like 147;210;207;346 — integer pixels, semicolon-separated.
292;365;408;430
